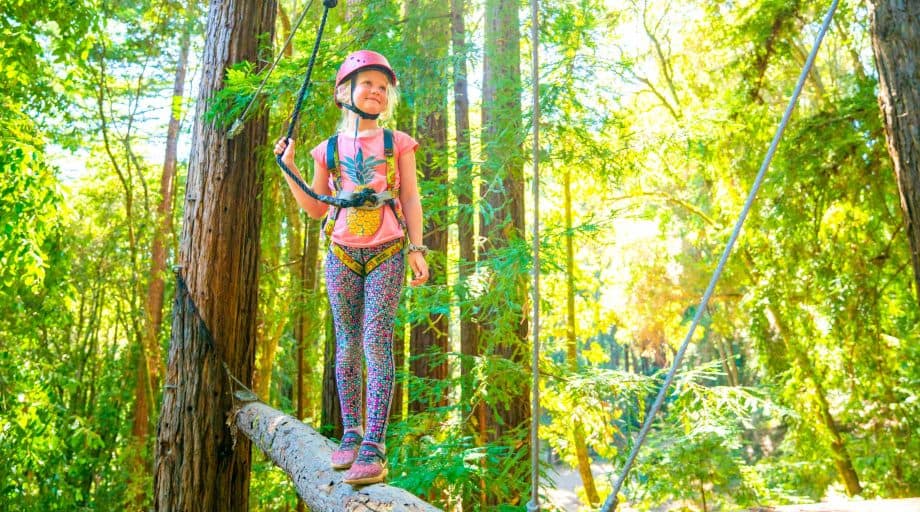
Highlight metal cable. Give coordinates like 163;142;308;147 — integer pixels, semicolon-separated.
226;0;316;139
526;0;541;509
599;1;840;509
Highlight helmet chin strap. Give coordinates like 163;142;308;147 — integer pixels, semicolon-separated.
342;102;380;120
342;75;381;120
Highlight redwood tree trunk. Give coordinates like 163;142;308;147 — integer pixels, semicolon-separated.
869;0;920;300
451;0;477;411
409;0;450;414
480;0;530;503
481;0;528;442
153;0;276;510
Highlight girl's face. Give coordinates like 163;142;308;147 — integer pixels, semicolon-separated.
338;69;390;116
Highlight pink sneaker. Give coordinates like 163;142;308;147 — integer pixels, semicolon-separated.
343;441;388;486
330;429;362;470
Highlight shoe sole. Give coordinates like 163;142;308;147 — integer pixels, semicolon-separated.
343;467;388;486
331;461;353;470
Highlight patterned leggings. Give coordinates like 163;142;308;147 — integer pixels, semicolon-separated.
326;239;405;445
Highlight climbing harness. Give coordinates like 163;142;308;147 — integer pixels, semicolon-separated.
599;1;840;510
330;239;405;277
324;128;407;274
322;128;405;238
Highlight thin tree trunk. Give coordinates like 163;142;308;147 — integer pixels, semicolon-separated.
255;175;285;400
481;0;528;441
153;0;275;509
869;0;920;300
452;10;483;491
142;0;190;402
450;0;477;418
764;307;862;496
564;168;600;506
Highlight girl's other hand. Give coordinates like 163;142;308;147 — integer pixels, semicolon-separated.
274;137;295;168
408;251;429;287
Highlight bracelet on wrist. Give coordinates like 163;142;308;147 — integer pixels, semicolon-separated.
407;242;429;255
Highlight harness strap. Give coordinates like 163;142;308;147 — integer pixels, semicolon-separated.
330;239;404;277
382;129;406;231
323;135;342;238
323;129;405;239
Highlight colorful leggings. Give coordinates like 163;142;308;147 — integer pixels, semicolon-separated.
325;239;405;445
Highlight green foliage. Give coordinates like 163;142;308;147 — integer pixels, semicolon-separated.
5;0;920;510
0;107;63;295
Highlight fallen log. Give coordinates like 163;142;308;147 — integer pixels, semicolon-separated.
234;399;442;512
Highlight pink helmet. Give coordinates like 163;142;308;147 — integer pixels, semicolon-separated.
334;50;397;107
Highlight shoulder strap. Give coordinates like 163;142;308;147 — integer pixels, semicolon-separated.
381;129;406;231
383;129;396;192
325;134;340;187
323;134;341;240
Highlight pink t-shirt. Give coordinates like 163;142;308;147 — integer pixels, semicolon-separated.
310;128;419;248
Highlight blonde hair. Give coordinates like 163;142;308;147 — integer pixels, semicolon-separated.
335;76;400;131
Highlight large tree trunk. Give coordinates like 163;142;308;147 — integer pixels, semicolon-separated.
153;0;276;510
409;0;450;414
869;0;920;300
235;400;441;511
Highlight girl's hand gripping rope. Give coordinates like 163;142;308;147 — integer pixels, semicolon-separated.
275;137;296;169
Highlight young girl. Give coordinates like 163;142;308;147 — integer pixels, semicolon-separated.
274;50;429;485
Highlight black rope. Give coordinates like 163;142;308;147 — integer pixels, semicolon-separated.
273;0;380;210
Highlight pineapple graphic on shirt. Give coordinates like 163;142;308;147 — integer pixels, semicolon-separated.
341;148;387;236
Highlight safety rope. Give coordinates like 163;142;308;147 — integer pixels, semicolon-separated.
271;0;382;210
527;0;541;509
227;0;377;210
600;1;839;510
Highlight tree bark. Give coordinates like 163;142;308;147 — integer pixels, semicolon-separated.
153;0;276;509
234;400;441;511
869;0;920;300
481;0;528;443
409;0;450;414
450;0;478;415
480;0;530;504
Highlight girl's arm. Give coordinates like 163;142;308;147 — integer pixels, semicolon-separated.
274;137;331;220
398;151;429;286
